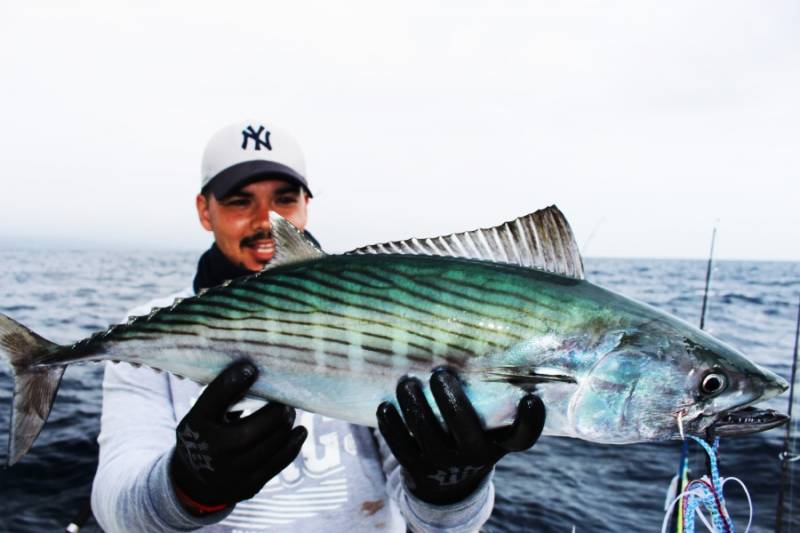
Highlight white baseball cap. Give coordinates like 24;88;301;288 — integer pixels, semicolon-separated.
200;121;312;199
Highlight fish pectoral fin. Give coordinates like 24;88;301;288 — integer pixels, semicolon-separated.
346;205;585;280
265;211;327;270
484;366;577;389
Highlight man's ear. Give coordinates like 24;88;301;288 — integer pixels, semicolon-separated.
196;193;213;231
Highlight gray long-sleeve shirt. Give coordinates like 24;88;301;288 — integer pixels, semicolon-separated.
91;289;495;532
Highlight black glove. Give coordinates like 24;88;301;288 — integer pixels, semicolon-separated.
170;361;307;513
377;367;545;505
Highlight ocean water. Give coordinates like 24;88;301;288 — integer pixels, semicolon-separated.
0;250;797;532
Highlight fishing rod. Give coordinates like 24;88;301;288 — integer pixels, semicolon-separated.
65;500;92;533
699;227;718;466
699;227;717;331
775;296;800;533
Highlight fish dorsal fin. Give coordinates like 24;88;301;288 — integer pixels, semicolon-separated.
264;211;326;270
348;205;585;279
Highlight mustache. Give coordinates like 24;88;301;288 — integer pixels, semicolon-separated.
240;230;272;247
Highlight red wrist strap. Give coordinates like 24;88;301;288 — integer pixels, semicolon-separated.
173;483;229;515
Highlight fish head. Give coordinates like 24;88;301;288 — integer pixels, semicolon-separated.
674;329;788;439
568;327;788;443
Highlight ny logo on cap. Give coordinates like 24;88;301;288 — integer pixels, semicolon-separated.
241;125;272;151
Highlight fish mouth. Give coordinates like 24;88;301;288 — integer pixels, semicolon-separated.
707;406;789;437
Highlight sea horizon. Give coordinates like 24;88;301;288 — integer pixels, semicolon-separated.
2;240;799;264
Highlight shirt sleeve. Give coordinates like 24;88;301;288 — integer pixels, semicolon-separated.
374;429;495;533
90;361;232;532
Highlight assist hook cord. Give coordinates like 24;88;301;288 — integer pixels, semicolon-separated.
661;436;753;533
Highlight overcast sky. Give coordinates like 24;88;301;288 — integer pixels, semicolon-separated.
1;1;797;260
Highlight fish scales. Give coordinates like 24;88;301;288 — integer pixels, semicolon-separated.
32;254;784;432
0;206;789;465
72;257;592;426
301;266;526;349
48;257;549;402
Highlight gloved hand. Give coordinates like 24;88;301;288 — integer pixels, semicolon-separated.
377;367;545;505
170;361;307;514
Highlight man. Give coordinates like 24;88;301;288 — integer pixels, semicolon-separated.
91;121;545;532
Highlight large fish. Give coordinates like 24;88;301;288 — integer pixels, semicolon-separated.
0;206;788;465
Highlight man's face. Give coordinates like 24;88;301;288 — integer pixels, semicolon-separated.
196;178;310;272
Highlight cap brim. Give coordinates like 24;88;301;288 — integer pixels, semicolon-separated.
205;160;312;199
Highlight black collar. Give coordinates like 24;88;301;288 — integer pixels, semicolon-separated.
193;231;321;294
192;243;252;293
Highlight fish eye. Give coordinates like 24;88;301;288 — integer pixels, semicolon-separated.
700;372;727;396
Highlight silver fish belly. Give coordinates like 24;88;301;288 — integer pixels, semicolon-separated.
0;207;788;466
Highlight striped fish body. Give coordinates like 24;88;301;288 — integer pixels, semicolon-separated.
51;254;608;431
2;207;788;465
45;252;783;444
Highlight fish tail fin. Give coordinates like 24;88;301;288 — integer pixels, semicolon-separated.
0;313;64;466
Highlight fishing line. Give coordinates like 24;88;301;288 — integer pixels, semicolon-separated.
666;228;719;533
661;436;752;533
684;437;732;533
721;477;753;533
663;489;717;533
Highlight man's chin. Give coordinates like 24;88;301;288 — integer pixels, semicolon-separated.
240;247;274;270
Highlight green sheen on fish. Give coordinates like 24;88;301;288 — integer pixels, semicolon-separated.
0;207;788;466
